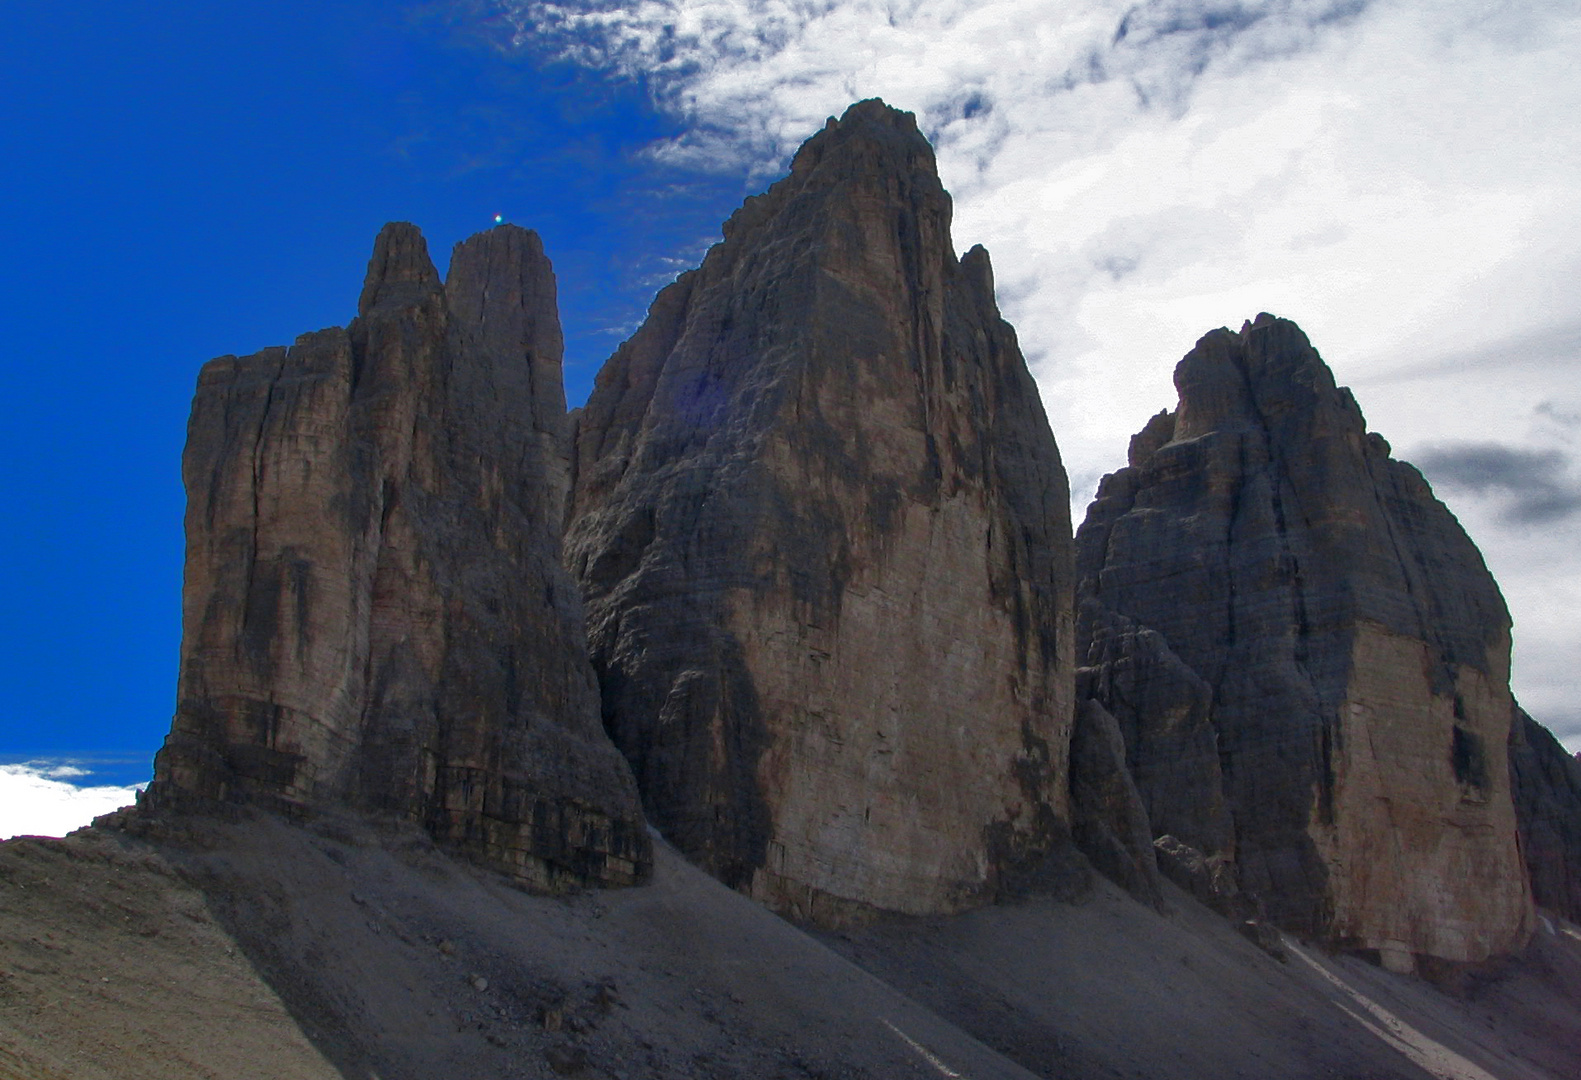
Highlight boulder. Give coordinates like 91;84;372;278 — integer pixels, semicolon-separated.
1153;835;1241;916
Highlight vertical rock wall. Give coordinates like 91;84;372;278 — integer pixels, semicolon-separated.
148;223;650;889
1509;706;1581;921
1077;314;1532;967
567;101;1076;922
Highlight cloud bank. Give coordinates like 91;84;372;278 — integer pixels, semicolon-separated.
0;762;143;841
498;0;1581;745
1415;442;1581;526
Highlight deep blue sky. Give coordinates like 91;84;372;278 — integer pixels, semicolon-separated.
0;1;748;786
7;1;1580;796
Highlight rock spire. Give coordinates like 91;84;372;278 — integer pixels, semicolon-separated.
1076;314;1533;969
567;100;1077;922
147;223;650;889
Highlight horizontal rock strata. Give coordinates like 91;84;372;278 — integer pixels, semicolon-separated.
567;100;1076;922
147;223;650;888
1077;314;1532;968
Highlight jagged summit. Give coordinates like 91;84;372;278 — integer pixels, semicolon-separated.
357;220;442;315
146;220;649;889
712;99;950;256
567;95;1075;923
1076;314;1532;969
788;98;937;174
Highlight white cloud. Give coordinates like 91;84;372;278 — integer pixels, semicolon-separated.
0;763;143;841
503;0;1581;747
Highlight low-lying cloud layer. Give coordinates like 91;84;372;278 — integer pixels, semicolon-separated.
495;0;1581;745
0;762;143;841
1416;443;1581;526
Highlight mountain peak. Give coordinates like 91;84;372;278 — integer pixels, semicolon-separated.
787;97;936;181
1078;314;1532;967
357;221;441;318
567;103;1074;923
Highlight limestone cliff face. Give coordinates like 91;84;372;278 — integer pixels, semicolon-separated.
1509;706;1581;921
566;100;1076;922
1077;314;1532;968
147;223;650;889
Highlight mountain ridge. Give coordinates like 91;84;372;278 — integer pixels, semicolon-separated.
7;98;1581;1080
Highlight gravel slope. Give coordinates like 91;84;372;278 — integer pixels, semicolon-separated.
3;810;1579;1080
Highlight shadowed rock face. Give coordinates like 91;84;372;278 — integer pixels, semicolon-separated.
566;100;1076;922
1069;698;1164;906
147;223;650;889
1509;706;1581;921
1077;314;1532;967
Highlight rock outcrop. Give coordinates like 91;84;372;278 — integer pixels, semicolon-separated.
1077;314;1532;969
1068;699;1163;905
146;223;650;889
1509;706;1581;921
566;100;1076;922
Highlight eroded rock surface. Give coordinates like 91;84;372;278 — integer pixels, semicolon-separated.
147;223;649;888
1077;314;1532;967
567;100;1076;922
1509;705;1581;921
1069;699;1163;906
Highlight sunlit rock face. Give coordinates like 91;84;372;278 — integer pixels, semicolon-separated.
148;223;650;889
567;100;1076;923
1077;314;1533;968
